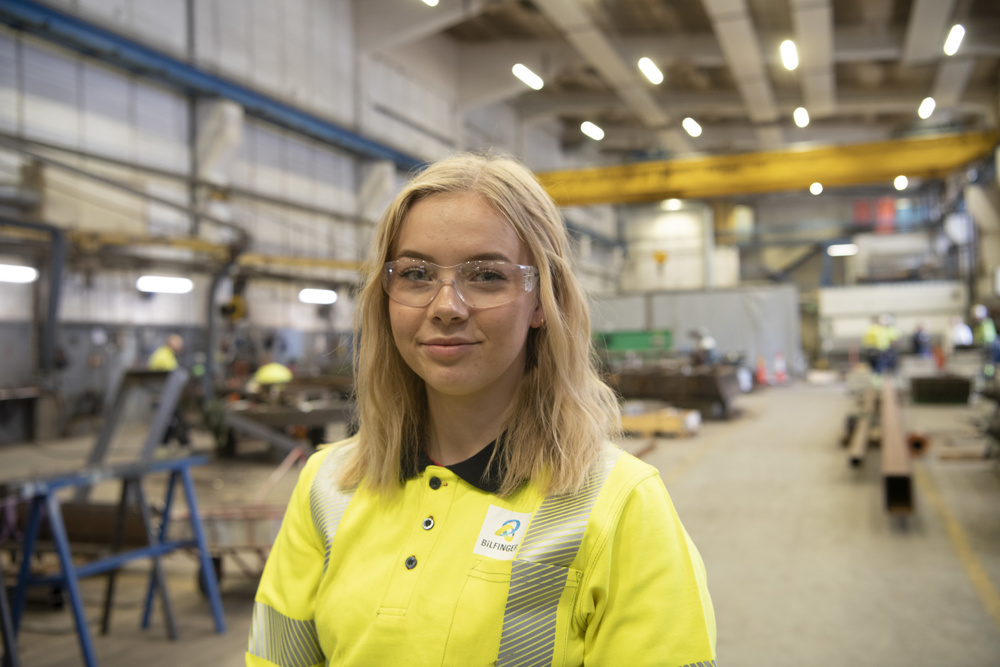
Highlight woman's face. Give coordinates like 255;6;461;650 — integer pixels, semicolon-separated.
388;191;544;405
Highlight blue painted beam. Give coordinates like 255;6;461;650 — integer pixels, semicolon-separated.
0;0;425;171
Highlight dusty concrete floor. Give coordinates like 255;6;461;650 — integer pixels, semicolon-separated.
3;381;1000;666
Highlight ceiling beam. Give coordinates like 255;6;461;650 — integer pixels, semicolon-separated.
531;0;691;154
354;0;487;53
901;0;956;65
701;0;779;130
536;131;999;205
791;0;835;117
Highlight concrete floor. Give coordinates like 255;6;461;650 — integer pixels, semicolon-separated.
3;381;1000;666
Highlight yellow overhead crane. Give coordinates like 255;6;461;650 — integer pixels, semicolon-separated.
537;131;999;206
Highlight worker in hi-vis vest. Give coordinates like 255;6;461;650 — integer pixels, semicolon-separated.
972;304;999;380
247;154;716;666
148;333;190;449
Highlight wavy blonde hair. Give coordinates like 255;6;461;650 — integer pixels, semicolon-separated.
339;152;620;496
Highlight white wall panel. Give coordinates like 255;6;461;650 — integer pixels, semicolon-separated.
0;257;33;322
81;62;132;161
22;40;80;148
281;0;310;106
250;0;283;94
360;54;455;161
0;30;19;133
130;0;187;55
133;83;188;172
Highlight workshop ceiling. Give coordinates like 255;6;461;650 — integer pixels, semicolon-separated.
429;0;1000;160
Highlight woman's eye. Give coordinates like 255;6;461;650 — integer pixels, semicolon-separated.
399;267;432;282
470;269;508;283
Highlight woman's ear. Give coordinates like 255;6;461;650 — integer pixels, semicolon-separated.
530;303;546;328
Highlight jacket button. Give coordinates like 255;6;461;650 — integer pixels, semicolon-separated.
422;517;434;530
405;555;417;569
429;476;441;490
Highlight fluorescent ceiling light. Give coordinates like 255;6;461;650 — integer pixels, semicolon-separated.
827;243;858;257
512;64;543;90
810;182;823;195
944;24;965;56
422;0;439;5
894;175;908;191
682;117;702;137
793;107;810;128
918;97;936;119
0;263;39;283
780;40;799;70
580;121;604;141
299;288;338;305
637;57;663;84
137;275;193;293
661;198;682;211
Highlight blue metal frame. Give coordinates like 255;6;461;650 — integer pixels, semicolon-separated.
4;456;226;667
0;0;424;172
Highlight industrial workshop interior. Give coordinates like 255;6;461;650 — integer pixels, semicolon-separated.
1;0;1000;665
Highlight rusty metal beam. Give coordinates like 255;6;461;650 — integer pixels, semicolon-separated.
537;131;999;205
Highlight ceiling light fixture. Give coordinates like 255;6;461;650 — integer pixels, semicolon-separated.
637;57;664;84
580;121;605;141
0;263;39;283
662;198;682;211
794;107;810;128
422;0;439;6
682;117;702;137
136;275;193;294
512;64;543;90
780;40;799;70
299;288;338;305
810;182;823;195
894;175;908;191
827;243;859;257
918;97;936;119
944;24;965;56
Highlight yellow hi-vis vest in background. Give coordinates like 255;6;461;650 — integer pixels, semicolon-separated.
148;345;178;371
247;441;716;667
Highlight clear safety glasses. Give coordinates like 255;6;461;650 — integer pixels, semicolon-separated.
382;258;539;309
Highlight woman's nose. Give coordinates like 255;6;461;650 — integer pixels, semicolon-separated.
429;279;469;320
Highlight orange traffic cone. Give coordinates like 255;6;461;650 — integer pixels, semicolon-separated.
774;352;788;384
755;355;769;386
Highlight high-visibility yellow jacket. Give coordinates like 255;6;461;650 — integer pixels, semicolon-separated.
148;345;178;371
247;440;716;667
862;324;891;351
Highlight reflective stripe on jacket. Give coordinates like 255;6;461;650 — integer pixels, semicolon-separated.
247;441;716;667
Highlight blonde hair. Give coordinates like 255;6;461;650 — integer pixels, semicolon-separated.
340;152;620;496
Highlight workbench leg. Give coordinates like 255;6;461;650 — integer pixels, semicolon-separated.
0;565;21;667
45;494;98;667
11;497;42;633
101;479;133;635
180;466;226;634
142;471;177;630
134;480;177;639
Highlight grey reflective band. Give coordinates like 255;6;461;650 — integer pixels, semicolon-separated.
248;600;325;667
497;445;622;667
309;447;356;574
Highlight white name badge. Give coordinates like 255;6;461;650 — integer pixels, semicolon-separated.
472;505;533;561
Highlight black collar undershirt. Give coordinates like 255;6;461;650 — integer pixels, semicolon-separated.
415;438;504;494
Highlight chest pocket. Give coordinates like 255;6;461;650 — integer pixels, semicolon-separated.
442;558;582;667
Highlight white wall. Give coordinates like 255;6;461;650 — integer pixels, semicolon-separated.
619;205;739;291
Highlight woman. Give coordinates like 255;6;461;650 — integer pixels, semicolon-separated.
247;153;716;666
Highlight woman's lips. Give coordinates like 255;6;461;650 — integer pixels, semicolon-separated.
422;341;477;359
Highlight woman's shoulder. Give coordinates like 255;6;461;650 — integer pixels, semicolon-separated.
300;436;359;480
602;441;661;488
